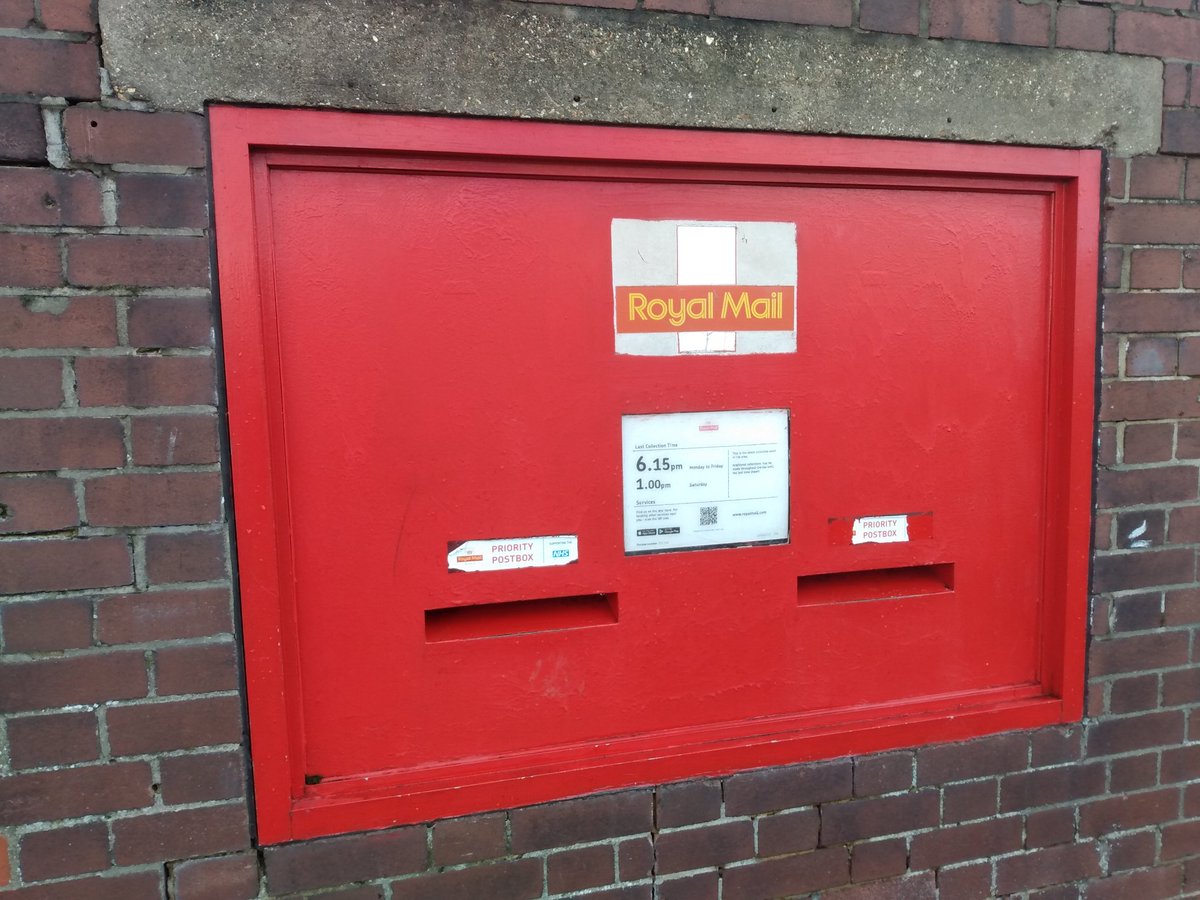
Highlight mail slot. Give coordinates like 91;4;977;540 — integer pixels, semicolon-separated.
210;107;1099;842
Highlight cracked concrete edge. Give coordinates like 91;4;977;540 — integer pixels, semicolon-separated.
98;0;1162;156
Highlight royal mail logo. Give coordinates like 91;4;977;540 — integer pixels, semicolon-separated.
616;286;795;333
612;219;797;356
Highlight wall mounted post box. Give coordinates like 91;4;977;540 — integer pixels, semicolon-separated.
210;107;1099;843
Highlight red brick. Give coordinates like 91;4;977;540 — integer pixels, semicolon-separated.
1026;806;1076;848
1163;821;1200;860
850;838;907;883
0;870;163;900
657;872;718;900
722;847;849;900
1098;425;1117;466
265;826;427;893
936;863;992;900
1171;505;1200;544
1087;710;1186;756
757;807;819;858
1185;250;1200;290
853;752;913;796
1090;631;1190;676
916;732;1028;785
1094;512;1112;552
1109;674;1159;713
548;844;615;894
7;709;98;769
0;651;146;712
510;790;652;853
1092;547;1195;592
943;778;998;822
1129;251;1181;290
0;357;63;409
929;0;1050;45
86;471;221;527
0;0;35;27
858;0;919;34
1130;157;1185;199
644;0;710;12
159;750;244;805
0;36;98;99
112;803;250;866
129;414;219;467
39;0;98;32
825;873;936;900
724;761;851;815
1055;3;1111;51
1103;292;1200;333
76;354;215;407
128;296;214;348
1089;866;1185;900
67;234;210;288
0;102;45;161
712;0;852;26
656;780;721;828
391;858;542;900
0;417;124;471
1103;247;1123;289
658;819;754;874
155;640;239;694
63;106;206;166
171;852;261;900
1164;669;1200;706
1080;789;1181;837
107;695;243;755
1165;586;1200;624
144;529;228;585
1;596;91;651
1030;727;1081;767
0;761;152;824
995;842;1101;894
1182;336;1200;377
1098;466;1197;507
116;173;208;228
0;475;78;534
1108;158;1127;199
1116;9;1200;59
618;836;654;881
19;822;108;881
0;167;103;226
97;588;232;643
999;762;1106;811
0;295;118;349
1108;203;1200;244
910;817;1022;870
1111;590;1163;631
433;812;507;866
1123;422;1173;463
1099;381;1200;422
1110;753;1160;792
1108;829;1157;871
822;790;938;844
0;233;61;287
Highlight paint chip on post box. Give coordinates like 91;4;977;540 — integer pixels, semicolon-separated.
612;219;797;356
447;535;579;572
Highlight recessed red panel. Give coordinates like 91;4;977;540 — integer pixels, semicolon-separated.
210;107;1098;843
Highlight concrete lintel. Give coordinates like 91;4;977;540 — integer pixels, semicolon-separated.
99;0;1162;156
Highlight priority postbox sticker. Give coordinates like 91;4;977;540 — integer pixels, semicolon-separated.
612;219;797;356
447;535;579;573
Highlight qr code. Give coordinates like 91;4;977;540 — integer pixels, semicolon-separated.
700;506;718;526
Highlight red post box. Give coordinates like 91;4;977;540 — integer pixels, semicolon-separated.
210;107;1099;842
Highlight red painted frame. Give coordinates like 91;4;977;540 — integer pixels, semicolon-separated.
209;106;1099;843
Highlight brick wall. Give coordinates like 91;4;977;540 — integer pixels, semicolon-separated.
0;0;1197;897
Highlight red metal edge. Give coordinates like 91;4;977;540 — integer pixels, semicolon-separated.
208;106;1100;843
289;697;1065;840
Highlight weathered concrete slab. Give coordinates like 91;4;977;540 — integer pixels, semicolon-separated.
99;0;1161;155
